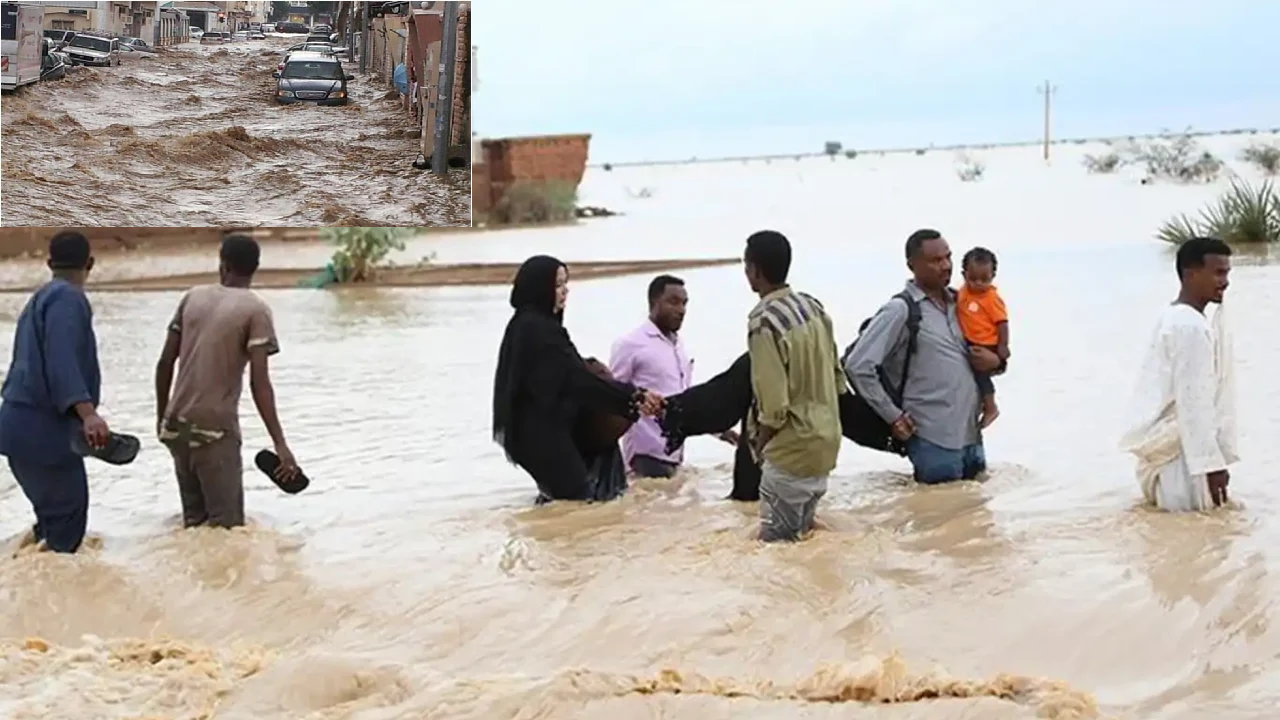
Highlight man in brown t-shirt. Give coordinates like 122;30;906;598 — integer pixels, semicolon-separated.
154;234;298;528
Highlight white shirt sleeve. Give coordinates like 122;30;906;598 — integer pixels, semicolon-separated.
1170;320;1227;475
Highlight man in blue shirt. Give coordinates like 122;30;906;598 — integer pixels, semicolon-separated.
0;231;111;553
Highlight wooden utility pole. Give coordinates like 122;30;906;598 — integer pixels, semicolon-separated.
1038;79;1057;162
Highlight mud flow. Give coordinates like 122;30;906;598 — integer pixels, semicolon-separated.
0;39;470;227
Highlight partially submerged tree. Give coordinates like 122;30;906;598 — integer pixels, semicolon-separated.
1121;130;1222;183
323;226;417;283
1082;152;1123;174
1240;143;1280;175
1156;179;1280;245
955;153;985;182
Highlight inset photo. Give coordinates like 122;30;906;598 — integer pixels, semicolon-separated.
1;1;471;227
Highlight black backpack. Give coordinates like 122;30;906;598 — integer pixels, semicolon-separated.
837;290;922;456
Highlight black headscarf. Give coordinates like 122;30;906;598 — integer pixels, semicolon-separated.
492;255;567;460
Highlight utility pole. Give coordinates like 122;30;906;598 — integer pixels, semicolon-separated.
1038;79;1057;163
358;2;370;75
431;1;460;175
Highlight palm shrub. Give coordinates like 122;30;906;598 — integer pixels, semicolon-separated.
1156;179;1280;245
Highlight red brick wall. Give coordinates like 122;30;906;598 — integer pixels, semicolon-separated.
473;160;491;217
477;134;591;214
450;5;470;148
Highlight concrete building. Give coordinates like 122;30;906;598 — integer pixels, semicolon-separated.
170;0;222;31
42;2;152;38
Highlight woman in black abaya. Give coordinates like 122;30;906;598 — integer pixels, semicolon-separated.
492;255;660;503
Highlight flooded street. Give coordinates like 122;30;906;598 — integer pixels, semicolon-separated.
2;136;1280;719
0;39;470;227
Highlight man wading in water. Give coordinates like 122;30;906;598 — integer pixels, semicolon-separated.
0;231;111;553
743;231;845;542
1120;237;1238;511
154;234;299;528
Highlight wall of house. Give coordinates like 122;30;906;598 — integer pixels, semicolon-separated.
449;4;470;149
476;134;592;214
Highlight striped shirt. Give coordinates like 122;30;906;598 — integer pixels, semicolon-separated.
746;286;846;478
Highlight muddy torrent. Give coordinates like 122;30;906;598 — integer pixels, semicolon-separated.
0;40;469;227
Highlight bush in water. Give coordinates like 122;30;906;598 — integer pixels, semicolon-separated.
1082;152;1123;174
1157;179;1280;245
491;181;578;226
955;153;985;182
1240;143;1280;175
1119;130;1222;184
324;227;416;282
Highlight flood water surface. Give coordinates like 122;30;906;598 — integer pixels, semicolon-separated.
2;137;1280;719
0;39;469;227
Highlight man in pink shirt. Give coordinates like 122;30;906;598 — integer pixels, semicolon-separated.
610;275;697;477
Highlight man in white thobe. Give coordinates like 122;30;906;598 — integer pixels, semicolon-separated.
1119;237;1238;512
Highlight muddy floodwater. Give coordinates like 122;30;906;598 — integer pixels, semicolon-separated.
0;39;470;227
2;136;1280;719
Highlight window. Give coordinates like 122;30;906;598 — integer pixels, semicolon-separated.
51;20;74;30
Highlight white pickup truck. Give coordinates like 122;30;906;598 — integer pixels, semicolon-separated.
1;2;42;92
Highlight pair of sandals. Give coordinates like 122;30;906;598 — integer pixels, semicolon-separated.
72;432;310;494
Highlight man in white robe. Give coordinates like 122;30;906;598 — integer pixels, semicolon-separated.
1119;237;1238;512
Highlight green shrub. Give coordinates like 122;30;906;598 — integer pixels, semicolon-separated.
491;181;577;225
1156;179;1280;245
322;227;416;282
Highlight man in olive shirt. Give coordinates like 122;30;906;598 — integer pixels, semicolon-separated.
743;230;846;542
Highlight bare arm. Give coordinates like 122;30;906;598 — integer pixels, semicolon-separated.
996;321;1010;360
249;346;288;447
154;330;180;426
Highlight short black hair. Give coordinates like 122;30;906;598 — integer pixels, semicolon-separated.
48;231;91;270
1176;236;1232;279
905;228;943;260
962;246;998;273
220;233;261;276
744;230;791;284
647;274;684;305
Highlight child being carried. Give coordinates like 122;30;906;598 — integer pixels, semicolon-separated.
956;246;1010;428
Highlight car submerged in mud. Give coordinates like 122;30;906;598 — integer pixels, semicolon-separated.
63;34;120;67
273;52;354;106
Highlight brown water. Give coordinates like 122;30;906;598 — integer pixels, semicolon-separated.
2;140;1280;719
0;40;469;227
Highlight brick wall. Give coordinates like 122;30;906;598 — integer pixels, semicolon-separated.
476;134;592;215
473;159;491;217
450;4;470;149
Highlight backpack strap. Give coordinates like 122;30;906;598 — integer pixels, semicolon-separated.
891;290;922;405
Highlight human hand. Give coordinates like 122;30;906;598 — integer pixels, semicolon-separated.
1207;469;1230;506
82;412;109;450
968;346;1001;373
638;390;665;416
717;429;740;446
889;413;916;441
274;443;300;483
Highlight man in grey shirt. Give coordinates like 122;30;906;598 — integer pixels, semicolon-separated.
844;229;1002;483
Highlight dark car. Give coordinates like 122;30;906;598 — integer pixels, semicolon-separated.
273;53;354;106
276;21;309;34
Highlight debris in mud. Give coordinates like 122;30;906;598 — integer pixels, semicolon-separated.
575;206;620;218
102;124;136;137
183;94;201;105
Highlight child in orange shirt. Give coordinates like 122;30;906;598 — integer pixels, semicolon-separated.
957;247;1009;428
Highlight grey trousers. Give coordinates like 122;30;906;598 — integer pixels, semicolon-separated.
166;435;245;528
758;460;828;542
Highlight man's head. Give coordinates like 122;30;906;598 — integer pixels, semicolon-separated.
961;246;998;293
219;233;261;285
743;230;791;295
647;274;687;333
47;231;94;282
905;228;952;291
1176;236;1232;305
